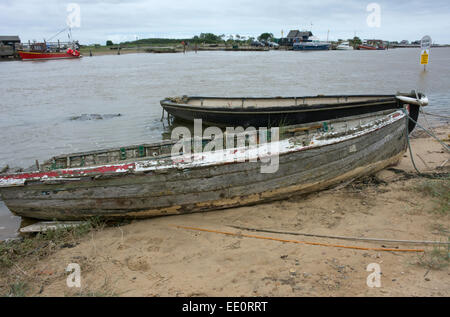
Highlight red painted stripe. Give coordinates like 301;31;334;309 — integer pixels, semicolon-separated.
0;163;136;181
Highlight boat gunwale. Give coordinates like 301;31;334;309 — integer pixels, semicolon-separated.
161;100;398;114
162;93;399;102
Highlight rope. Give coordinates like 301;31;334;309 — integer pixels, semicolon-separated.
407;111;450;152
47;27;70;41
171;225;425;253
403;109;449;177
229;225;450;246
404;110;423;175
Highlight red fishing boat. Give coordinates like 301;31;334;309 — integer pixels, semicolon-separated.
18;41;81;61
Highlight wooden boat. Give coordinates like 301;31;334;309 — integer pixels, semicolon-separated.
0;109;411;220
160;92;428;132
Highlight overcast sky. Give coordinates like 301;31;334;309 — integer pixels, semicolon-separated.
1;0;449;44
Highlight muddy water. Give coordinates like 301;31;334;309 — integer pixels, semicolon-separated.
0;48;449;240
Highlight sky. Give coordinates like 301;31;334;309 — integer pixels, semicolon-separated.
1;0;449;45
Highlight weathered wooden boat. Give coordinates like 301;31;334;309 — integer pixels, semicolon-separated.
160;92;428;132
0;109;411;220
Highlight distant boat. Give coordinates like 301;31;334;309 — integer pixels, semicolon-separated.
336;41;354;50
293;41;331;51
293;36;330;51
358;40;386;50
18;41;81;61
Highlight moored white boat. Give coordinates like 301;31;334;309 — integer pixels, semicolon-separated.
336;41;354;50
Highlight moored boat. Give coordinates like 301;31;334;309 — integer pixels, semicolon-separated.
18;50;81;61
358;40;386;50
0;109;410;220
18;41;81;61
358;44;379;50
293;37;331;51
160;92;428;132
336;41;354;50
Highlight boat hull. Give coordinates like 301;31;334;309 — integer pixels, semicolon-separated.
293;44;330;51
18;51;81;60
358;45;385;50
0;112;408;220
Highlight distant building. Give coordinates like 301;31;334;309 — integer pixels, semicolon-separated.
0;36;21;57
0;35;20;46
280;30;313;46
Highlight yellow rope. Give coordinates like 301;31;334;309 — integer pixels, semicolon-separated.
172;225;425;253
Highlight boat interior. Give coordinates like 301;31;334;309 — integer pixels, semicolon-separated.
167;95;398;109
35;109;400;172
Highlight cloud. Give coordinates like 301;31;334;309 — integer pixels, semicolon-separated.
1;0;449;44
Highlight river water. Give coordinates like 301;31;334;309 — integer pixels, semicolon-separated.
0;48;449;240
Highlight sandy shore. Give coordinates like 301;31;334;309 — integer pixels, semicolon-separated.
1;126;449;297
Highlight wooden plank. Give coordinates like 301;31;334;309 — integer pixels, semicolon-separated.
19;221;88;233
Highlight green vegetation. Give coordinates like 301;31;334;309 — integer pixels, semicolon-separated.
120;33;254;47
416;241;450;270
349;36;362;46
415;176;450;214
4;281;28;297
106;40;114;46
413;176;450;270
258;32;274;42
195;33;224;43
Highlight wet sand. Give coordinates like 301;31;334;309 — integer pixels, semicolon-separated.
1;126;448;297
